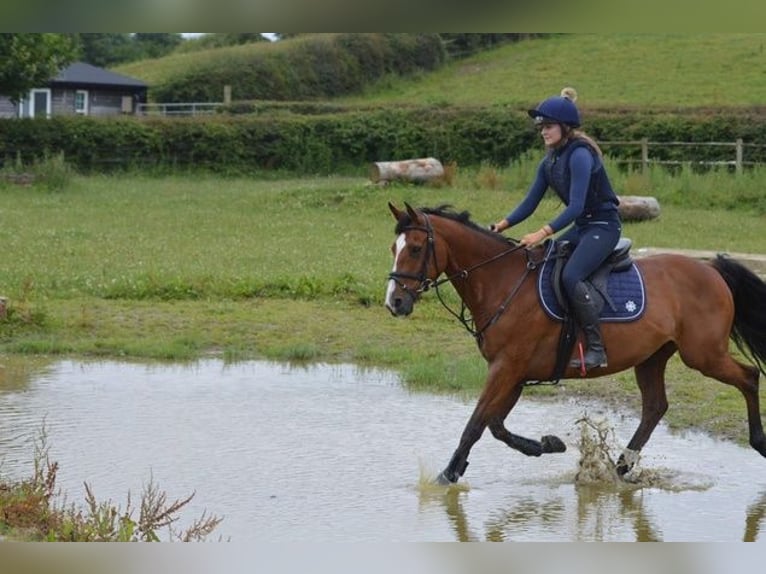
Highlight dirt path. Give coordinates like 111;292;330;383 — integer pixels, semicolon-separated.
635;247;766;275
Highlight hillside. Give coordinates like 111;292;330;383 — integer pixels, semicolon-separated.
116;33;766;110
339;34;766;109
115;39;287;88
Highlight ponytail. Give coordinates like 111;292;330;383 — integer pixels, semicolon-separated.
571;130;603;157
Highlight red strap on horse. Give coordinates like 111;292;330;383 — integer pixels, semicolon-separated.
577;342;586;377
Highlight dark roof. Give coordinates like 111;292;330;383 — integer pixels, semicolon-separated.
50;62;147;89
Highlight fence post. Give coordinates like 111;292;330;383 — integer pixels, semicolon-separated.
736;138;743;175
641;138;649;173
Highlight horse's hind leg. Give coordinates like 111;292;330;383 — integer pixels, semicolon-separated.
682;348;766;456
617;342;677;475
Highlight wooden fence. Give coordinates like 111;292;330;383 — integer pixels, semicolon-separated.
136;102;223;117
600;138;766;173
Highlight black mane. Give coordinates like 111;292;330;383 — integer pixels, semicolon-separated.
395;204;513;245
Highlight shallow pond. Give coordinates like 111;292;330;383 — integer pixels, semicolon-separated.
0;358;765;542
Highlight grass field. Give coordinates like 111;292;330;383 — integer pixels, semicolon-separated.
340;34;766;109
116;34;766;110
1;160;765;443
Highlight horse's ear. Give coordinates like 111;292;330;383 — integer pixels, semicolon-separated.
388;201;404;220
404;202;420;223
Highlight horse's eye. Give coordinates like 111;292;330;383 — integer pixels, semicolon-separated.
410;245;422;256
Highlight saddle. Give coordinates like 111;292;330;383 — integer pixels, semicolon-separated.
536;237;644;384
550;237;634;317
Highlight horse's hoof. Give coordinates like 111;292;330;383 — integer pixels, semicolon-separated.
616;456;632;477
616;449;641;477
541;435;566;453
616;463;630;477
436;470;457;486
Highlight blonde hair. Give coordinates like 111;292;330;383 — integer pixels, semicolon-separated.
559;87;603;157
560;86;578;101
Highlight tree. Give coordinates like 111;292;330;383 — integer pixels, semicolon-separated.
133;33;183;59
0;34;78;103
76;33;137;68
180;33;268;51
440;33;547;58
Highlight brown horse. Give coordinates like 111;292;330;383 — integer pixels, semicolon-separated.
385;202;766;485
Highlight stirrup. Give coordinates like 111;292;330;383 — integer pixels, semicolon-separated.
569;349;608;371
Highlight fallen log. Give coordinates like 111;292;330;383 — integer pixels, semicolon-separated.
618;195;661;221
369;158;444;184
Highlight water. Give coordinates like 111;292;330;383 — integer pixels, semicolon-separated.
0;357;765;542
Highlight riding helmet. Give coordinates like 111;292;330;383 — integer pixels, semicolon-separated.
527;87;581;128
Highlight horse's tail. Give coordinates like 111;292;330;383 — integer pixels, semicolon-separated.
712;254;766;376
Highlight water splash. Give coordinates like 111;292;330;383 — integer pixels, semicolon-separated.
575;415;622;485
417;460;470;493
574;415;713;492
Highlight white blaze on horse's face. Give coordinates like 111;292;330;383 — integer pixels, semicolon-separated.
385;233;407;314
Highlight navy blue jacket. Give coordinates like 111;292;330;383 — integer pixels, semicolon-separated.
504;139;619;233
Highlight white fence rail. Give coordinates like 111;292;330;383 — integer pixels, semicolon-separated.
137;102;223;117
600;138;766;173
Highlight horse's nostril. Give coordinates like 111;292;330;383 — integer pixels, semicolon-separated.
394;297;402;309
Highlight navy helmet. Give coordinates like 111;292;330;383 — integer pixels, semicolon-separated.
527;88;580;128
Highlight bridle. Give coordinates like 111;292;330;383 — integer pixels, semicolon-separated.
386;215;439;303
388;213;539;340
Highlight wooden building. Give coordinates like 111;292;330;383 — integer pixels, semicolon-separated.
0;62;148;119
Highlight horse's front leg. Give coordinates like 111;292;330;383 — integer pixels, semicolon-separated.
437;368;519;484
437;411;485;484
485;381;566;458
437;370;565;485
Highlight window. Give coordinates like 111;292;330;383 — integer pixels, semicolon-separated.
75;90;88;115
18;89;52;118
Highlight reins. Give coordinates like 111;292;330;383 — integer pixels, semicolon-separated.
437;247;542;342
388;213;554;341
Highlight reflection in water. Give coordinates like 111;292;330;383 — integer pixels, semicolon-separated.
419;475;766;543
744;489;766;542
443;489;479;542
0;356;57;393
485;496;566;542
575;485;662;542
419;483;663;542
0;358;764;541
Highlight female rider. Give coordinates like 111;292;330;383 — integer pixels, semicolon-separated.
490;87;622;372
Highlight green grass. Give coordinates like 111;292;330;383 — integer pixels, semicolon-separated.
1;160;765;444
2;163;762;305
339;34;766;109
114;34;766;111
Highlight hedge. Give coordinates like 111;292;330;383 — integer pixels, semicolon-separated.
1;106;765;176
150;34;446;103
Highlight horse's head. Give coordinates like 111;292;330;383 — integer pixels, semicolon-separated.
385;202;446;317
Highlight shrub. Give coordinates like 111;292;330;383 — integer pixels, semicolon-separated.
1;106;765;177
151;34;445;103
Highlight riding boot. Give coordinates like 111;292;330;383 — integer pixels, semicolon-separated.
568;282;608;371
